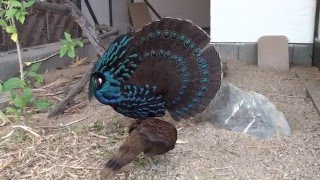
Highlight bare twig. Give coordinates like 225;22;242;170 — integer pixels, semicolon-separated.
10;18;24;80
0;110;11;127
26;51;60;66
35;116;88;130
0;130;14;140
12;125;41;138
33;0;106;118
89;132;108;139
64;117;87;126
32;0;128;118
58;165;101;170
0;157;15;171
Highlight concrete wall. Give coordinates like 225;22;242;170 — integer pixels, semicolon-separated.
134;0;210;27
314;39;320;68
81;0;210;28
214;42;313;66
210;0;317;43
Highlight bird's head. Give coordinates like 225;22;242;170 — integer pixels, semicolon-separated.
89;72;105;100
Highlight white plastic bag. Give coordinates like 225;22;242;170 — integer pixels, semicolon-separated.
198;84;292;139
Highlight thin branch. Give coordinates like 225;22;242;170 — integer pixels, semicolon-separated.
32;0;106;118
14;24;24;80
32;0;129;118
26;51;60;66
12;125;41;138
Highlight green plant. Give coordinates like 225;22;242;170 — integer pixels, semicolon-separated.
0;1;52;123
0;63;52;121
60;32;84;58
0;0;36;80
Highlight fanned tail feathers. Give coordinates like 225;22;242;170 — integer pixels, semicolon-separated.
125;18;222;120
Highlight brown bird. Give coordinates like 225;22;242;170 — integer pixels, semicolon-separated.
100;118;177;179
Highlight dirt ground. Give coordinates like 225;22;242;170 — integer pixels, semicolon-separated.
1;60;320;180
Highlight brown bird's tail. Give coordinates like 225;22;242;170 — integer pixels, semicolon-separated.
100;130;147;179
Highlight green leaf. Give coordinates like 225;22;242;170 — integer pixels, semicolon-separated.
6;26;16;33
61;39;69;45
9;0;22;7
0;10;5;17
5;8;17;18
0;19;7;28
64;32;72;41
75;40;83;47
23;0;35;8
6;106;19;116
30;63;41;72
27;71;36;77
34;99;51;110
3;77;22;91
67;48;76;58
59;47;68;57
22;88;32;103
35;75;44;87
13;96;24;108
18;15;25;24
14;10;26;24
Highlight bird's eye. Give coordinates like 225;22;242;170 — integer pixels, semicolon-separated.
92;72;105;90
98;78;103;85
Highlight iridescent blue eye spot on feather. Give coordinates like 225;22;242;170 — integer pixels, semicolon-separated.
148;33;155;41
187;103;194;109
158;49;165;57
136;41;142;48
189;43;196;51
179;34;187;42
194;48;201;54
152;85;157;92
151;50;156;57
193;98;200;103
197;92;204;97
201;78;209;84
177;57;183;63
178;62;186;69
182;107;188;112
200;86;208;91
141;37;147;44
182;85;187;89
183;79;189;84
170;55;177;62
201;70;209;76
164;30;170;38
171;31;178;39
198;58;206;64
195;53;202;58
184;39;191;46
144;52;151;59
179;91;184;95
180;67;187;73
183;73;190;78
194;48;202;57
165;51;171;59
200;64;208;69
156;30;162;38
